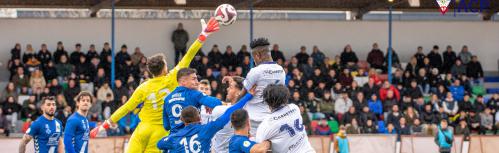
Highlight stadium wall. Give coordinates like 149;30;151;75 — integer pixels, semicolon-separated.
0;19;498;71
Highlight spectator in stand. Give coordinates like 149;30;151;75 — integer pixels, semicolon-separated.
404;107;419;126
363;78;380;99
361;119;378;134
116;44;131;67
75;55;91;81
43;61;58;82
1;82;18;102
466;56;484;86
367;43;384;70
339;68;353;88
97;83;114;102
435;119;453;153
56;94;68;110
25;54;43;76
69;43;83;65
100;42;112;62
455;120;470;135
342;106;359;126
468;110;481;133
87;57;100;81
125;47;141;66
320;92;335;120
56;106;72;126
8;58;24;81
86;44;99;60
171;23;189;64
384;48;401;70
487;93;499;114
379;81;400;102
458;45;472;65
88;96;102;122
416;68;431;95
12;67;30;90
368;94;383;119
314;119;332;136
287;57;299;73
138;56;148;74
406;57;419;76
49;79;63;96
387;105;404;128
300;80;314;97
359;106;377;126
474;96;486;113
405;79;423;99
384;123;397;134
421;104;437;127
353;92;368;113
305;92;324;120
21;95;39;121
222;45;237;71
120;59;140;81
64;79;80;109
335;90;353;120
459;95;473;113
346;118;361;134
0;109;10;136
236;45;250;65
11;43;21;61
37;43;52;67
101;93;115;120
29;69;46;92
427;45;443;71
271;44;285;63
442;92;459;117
442;45;457;73
113;80;128;100
55;55;73;79
340;44;358;67
479;108;493;135
54;41;68;64
311;45;325;67
300;57;315;79
411;119;424;135
3;96;21;129
295;46;310;65
289;91;304;107
22;45;37;66
397;117;411;135
400;95;413;112
413;46;426;67
449;80;465;101
208;44;223;70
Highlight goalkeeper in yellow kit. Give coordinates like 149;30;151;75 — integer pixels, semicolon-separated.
89;17;220;153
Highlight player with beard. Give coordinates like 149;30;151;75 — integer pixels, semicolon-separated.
19;96;64;153
256;84;314;153
64;91;94;153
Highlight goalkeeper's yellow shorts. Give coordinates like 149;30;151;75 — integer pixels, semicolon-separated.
127;123;169;153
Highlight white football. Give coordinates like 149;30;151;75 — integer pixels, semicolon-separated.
214;4;237;26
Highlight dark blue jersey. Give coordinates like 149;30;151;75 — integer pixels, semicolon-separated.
27;116;63;153
163;86;222;133
158;93;252;153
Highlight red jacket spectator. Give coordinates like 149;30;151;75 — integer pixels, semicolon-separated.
379;83;400;101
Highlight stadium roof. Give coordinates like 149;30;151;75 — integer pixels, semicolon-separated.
1;0;498;20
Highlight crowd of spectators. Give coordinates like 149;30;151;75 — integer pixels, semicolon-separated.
1;40;498;138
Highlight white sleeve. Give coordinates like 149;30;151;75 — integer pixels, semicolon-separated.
243;68;258;91
255;121;270;143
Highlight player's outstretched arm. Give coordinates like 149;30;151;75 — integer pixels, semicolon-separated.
210;86;256;130
196;90;222;108
18;134;32;153
250;140;271;153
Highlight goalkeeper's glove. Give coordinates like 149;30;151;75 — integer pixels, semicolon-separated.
198;17;220;42
89;120;117;138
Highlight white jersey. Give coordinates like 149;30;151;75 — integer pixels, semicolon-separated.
200;105;213;124
209;105;233;153
256;104;315;153
243;62;286;122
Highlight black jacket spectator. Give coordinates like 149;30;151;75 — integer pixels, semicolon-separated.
100;44;112;62
459;99;474;112
342;109;359;125
404;85;423;99
384;49;401;69
43;62;58;82
236;45;251;65
311;46;325;67
37;49;52;67
295;46;310;65
23;50;36;64
2;97;21;116
113;81;129;101
361;123;378;134
271;44;286;62
466;58;484;79
75;56;91;81
54;44;68;64
222;46;238;70
442;48;457;73
427;47;442;70
421;106;437;124
64;80;80;109
387;111;403;127
21;97;39;120
11;43;21;60
340;45;358;66
367;46;384;69
86;47;99;61
208;45;223;70
116;45;131;67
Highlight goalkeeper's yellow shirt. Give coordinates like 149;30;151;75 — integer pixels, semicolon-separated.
109;40;203;125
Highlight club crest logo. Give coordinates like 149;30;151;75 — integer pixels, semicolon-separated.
436;0;451;14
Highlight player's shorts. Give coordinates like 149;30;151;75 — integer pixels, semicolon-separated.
127;123;169;153
250;119;262;137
